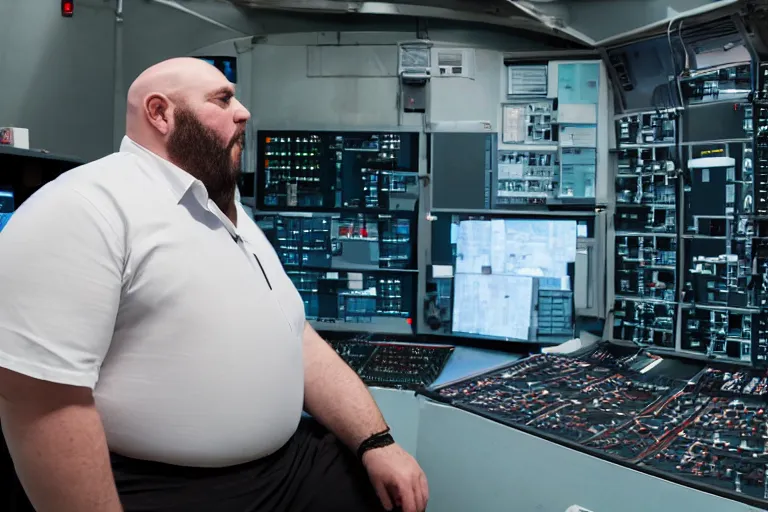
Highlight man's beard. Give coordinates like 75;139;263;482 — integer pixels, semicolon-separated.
166;106;245;213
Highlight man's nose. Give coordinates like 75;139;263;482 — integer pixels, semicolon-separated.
232;98;251;123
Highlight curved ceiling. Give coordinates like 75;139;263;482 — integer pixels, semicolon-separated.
226;0;556;38
225;0;746;48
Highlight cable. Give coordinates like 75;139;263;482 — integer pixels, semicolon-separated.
666;17;685;110
679;20;688;71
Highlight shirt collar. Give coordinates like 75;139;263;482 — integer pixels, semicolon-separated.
119;136;243;239
119;136;204;205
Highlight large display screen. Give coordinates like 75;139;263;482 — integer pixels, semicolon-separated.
450;218;578;343
257;131;419;211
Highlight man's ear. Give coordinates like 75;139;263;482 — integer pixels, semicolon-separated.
145;94;172;136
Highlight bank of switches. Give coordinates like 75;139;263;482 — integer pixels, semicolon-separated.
425;345;768;505
330;340;454;389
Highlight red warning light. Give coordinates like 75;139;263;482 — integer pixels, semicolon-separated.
62;0;74;17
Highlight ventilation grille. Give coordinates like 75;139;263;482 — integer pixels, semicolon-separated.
507;65;548;96
680;16;742;55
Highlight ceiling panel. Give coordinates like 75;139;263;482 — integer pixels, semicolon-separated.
226;0;585;42
225;0;750;48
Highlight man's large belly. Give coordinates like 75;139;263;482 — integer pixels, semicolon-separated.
94;293;305;468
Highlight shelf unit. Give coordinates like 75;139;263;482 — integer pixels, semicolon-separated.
679;136;756;362
753;66;768;363
612;112;680;348
611;97;768;366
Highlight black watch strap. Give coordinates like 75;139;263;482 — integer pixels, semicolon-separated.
357;428;395;460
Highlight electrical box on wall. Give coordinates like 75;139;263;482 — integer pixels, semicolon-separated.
402;84;427;113
399;42;432;79
398;42;431;114
432;48;475;79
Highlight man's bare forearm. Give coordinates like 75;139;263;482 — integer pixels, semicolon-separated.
1;396;122;511
302;323;388;451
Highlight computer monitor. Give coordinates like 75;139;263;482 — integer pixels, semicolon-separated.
196;56;237;83
432;215;580;343
256;212;415;271
0;190;14;233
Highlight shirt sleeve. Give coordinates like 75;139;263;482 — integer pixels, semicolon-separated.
0;183;124;389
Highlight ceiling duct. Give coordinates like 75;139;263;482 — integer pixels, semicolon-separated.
740;3;768;59
680;16;741;52
677;15;749;71
596;0;741;48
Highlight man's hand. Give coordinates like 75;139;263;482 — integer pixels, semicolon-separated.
362;443;429;512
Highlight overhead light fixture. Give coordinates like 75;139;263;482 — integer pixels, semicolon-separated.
61;0;74;17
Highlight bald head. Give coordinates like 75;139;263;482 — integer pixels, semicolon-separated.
126;58;205;130
126;58;248;152
125;57;251;216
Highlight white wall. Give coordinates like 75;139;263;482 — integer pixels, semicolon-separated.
430;48;501;128
0;0;115;161
0;0;253;161
0;1;577;161
252;41;404;129
250;30;568;132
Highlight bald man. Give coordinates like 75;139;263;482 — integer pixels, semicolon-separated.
0;58;428;512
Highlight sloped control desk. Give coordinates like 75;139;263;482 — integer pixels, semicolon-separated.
363;344;518;457
416;345;768;512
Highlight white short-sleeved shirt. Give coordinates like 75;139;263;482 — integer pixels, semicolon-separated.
0;137;306;467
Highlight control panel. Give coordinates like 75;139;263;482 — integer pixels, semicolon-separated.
330;340;454;390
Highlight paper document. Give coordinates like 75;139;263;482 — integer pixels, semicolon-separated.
452;273;533;340
498;163;524;180
502;105;526;143
560;125;597;148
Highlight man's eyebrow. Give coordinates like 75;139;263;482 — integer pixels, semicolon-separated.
207;86;235;99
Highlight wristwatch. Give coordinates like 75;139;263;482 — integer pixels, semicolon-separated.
357;427;395;460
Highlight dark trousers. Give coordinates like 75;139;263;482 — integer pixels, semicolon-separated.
112;418;387;512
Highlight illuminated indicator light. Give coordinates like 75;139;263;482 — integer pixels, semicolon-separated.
406;318;412;325
62;0;74;16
